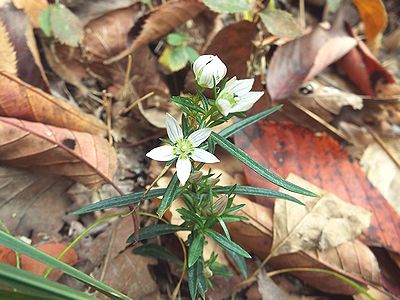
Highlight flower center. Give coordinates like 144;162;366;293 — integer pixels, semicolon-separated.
173;139;194;160
219;91;238;106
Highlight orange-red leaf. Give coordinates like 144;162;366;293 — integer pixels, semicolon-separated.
235;121;400;254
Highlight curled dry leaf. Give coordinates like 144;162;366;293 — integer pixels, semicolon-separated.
0;2;49;92
267;14;357;100
235;121;400;254
272;173;372;256
0;72;106;135
0;117;117;190
20;242;78;280
105;0;206;64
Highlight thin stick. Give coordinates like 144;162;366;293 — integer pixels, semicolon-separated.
299;0;306;31
103;91;113;145
121;91;155;115
367;127;400;168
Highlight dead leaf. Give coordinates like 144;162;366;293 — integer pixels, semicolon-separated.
12;0;48;28
361;140;400;215
0;117;117;190
271;174;371;256
105;0;206;64
235;121;400;254
259;9;302;39
267;15;357;100
20;242;78;280
352;0;387;51
257;269;288;300
0;72;106;135
0;2;49;92
0;21;16;74
0;245;17;266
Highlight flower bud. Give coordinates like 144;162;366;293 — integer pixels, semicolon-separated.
189;170;203;184
212;195;228;215
193;55;227;88
206;177;220;186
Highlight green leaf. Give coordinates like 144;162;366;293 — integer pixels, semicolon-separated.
0;263;96;300
130;223;184;243
167;32;186;46
157;173;180;217
225;250;248;277
259;9;302;39
169;46;190;71
327;0;342;12
214;185;304;205
205;229;251;258
188;234;204;268
202;0;250;13
196;258;207;298
184;46;199;63
49;3;84;47
171;96;205;113
187;260;198;300
0;232;130;300
73;188;166;215
211;132;318;197
133;244;183;265
38;8;51;37
218;105;283;139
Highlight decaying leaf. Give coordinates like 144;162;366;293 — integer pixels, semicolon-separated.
259;9;302;39
0;20;16;74
0;117;117;190
257;269;288;300
361;140;400;214
267;15;357;100
12;0;48;28
271;174;371;256
105;0;206;64
0;72;106;135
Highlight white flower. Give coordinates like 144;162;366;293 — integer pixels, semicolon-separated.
193;55;227;88
146;113;219;185
216;76;264;116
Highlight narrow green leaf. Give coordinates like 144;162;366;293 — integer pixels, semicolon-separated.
187;260;198;300
219;105;283;139
157;173;180;217
172;96;205;113
130;223;184;243
205;229;251;258
133;244;183;265
0;232;130;300
73;188;166;215
225;250;248;278
211;132;318;197
188;234;204;268
0;263;95;300
196;258;207;298
214;185;304;205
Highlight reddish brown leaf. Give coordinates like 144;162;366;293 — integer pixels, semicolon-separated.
104;0;206;64
0;117;117;190
21;242;78;280
235;121;400;254
267;18;357;100
0;245;17;266
0;72;106;135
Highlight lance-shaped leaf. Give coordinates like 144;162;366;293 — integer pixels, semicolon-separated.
0;117;117;190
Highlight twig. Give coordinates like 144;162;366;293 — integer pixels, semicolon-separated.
367;127;400;169
121;91;155;115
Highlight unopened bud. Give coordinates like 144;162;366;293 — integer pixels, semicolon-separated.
212;195;228;215
189;171;203;184
193;55;227;88
203;266;213;278
206;177;220;186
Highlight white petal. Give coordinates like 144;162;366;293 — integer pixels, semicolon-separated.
146;145;175;161
229;92;264;113
223;76;237;91
216;98;232;116
187;128;212;147
193;55;214;77
176;158;192;185
191;148;220;163
165;113;183;143
230;78;254;96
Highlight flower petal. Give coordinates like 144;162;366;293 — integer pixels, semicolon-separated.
229;78;254;96
223;76;237;91
191;148;220;163
216;98;232;116
187;128;212;147
176;158;192;185
229;91;264;113
165;113;183;143
146;145;175;161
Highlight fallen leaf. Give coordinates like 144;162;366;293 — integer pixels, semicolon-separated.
271;174;371;256
20;242;78;280
0;72;106;135
235;121;400;254
0;2;49;92
0;20;16;74
105;0;206;64
352;0;387;50
259;9;302;39
201;0;249;13
0;244;17;266
12;0;48;28
257;269;288;300
267;15;357;100
0;117;117;190
361;140;400;215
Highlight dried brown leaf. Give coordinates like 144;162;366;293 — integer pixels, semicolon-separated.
271;174;372;256
105;0;206;64
0;20;16;74
0;117;117;189
12;0;48;28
